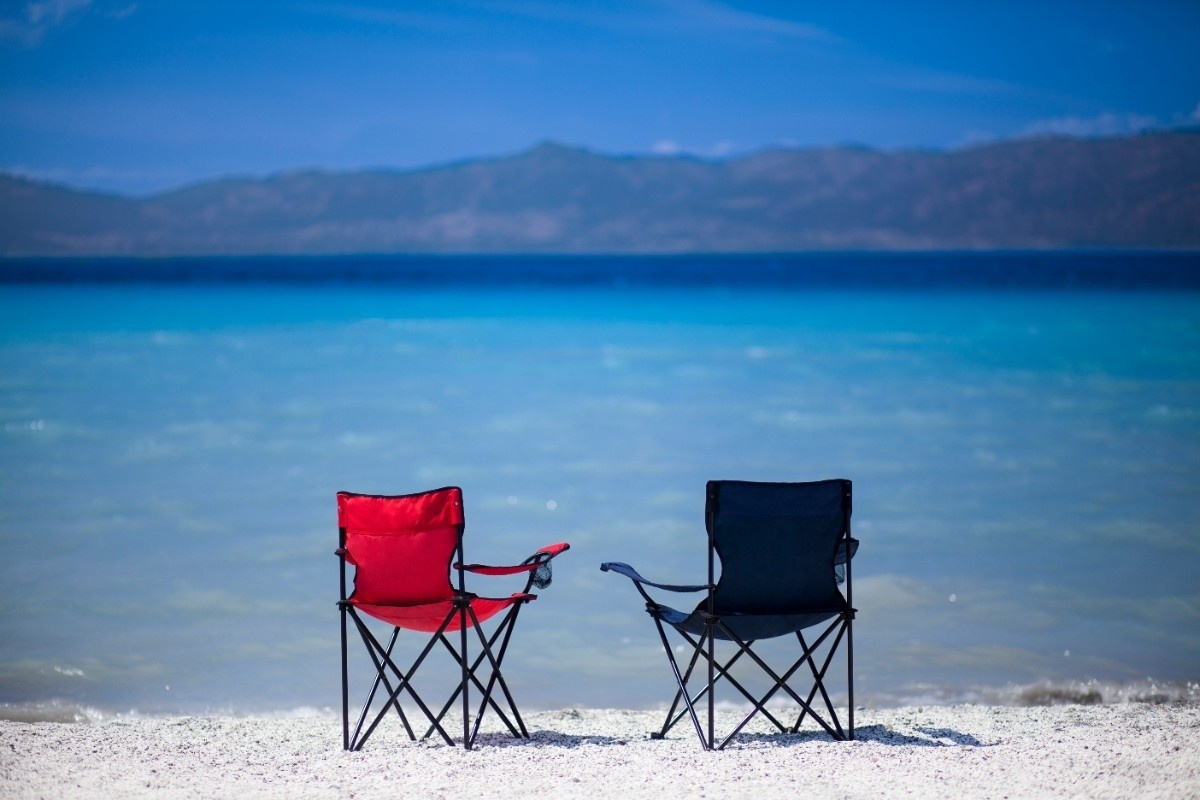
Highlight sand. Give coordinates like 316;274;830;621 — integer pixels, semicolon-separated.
2;704;1198;799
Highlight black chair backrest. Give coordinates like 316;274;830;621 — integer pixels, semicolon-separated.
706;479;851;616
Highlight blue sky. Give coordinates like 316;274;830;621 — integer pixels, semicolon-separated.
2;0;1198;196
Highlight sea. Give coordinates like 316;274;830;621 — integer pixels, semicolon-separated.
1;252;1197;722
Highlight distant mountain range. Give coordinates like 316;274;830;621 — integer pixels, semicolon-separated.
2;131;1199;257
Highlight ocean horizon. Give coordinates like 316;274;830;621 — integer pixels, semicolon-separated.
1;252;1198;721
4;250;1200;289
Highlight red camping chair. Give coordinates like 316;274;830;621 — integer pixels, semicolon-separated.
337;486;569;750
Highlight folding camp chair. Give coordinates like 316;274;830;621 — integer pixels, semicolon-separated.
601;478;858;750
337;486;569;750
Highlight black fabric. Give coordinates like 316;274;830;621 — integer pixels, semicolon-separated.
600;561;710;593
655;604;840;641
706;479;850;619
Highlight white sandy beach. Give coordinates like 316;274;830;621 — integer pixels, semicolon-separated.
2;704;1198;799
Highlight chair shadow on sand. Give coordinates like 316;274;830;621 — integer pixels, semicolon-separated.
856;724;996;747
674;725;996;749
470;724;996;750
476;730;634;748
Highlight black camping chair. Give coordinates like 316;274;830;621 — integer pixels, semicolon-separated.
601;479;858;750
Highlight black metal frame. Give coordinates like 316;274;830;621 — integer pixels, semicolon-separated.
646;605;854;749
601;480;857;750
338;523;555;750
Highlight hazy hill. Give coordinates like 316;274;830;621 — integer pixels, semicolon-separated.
2;131;1199;256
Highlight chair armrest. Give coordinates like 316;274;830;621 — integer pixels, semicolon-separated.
600;562;710;592
528;542;570;560
457;542;571;575
457;562;537;576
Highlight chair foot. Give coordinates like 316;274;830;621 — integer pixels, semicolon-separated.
649;731;665;740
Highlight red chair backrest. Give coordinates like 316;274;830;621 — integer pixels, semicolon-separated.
338;487;465;606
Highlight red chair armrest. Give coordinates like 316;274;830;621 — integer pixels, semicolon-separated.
535;542;570;558
455;542;570;575
456;562;537;576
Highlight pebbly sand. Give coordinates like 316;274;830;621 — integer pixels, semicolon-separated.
2;704;1198;799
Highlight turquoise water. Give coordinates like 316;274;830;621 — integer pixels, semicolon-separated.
1;260;1198;717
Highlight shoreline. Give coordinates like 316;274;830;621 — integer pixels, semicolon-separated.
3;704;1198;799
3;677;1196;725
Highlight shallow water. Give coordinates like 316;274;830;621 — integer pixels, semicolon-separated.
1;254;1198;717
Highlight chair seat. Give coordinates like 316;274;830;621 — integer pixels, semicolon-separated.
352;593;535;633
654;604;842;641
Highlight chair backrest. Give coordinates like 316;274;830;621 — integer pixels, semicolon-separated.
337;486;465;606
706;479;851;616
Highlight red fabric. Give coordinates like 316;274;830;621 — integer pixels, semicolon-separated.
457;541;571;574
338;486;464;531
458;563;536;576
338;488;465;606
352;594;534;632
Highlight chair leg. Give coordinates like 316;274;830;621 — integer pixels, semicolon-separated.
654;635;707;739
649;616;710;749
431;602;532;749
657;645;760;738
463;603;526;747
649;618;851;749
685;631;793;734
428;634;521;739
346;607;457;749
847;613;855;741
655;626;799;748
792;623;848;738
468;603;530;742
707;619;715;751
350;602;535;750
713;621;844;748
340;602;350;751
350;625;408;749
353;626;416;747
459;606;470;750
791;619;849;738
425;603;529;743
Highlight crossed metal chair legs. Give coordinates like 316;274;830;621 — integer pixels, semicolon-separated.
650;612;854;750
341;598;530;751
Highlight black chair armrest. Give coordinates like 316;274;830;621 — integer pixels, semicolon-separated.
600;561;710;592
